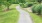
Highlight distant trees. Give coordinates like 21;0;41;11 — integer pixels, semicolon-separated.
18;0;26;3
0;0;11;11
0;0;42;11
0;0;3;11
37;0;42;3
0;0;20;11
26;0;42;3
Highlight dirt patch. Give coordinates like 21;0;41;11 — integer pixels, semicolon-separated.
22;7;32;12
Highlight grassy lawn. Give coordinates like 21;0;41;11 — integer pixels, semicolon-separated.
0;4;19;23
29;12;42;23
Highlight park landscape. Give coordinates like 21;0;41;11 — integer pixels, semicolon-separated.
0;0;42;23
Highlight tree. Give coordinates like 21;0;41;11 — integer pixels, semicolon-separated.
37;0;42;3
3;0;11;10
3;1;11;10
0;0;3;10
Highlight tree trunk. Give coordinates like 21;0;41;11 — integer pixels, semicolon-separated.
0;4;2;11
0;4;1;7
7;6;9;10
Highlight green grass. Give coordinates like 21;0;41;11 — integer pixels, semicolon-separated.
29;12;42;23
0;4;19;23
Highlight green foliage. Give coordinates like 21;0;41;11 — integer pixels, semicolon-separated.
19;3;24;8
0;5;2;11
4;1;11;6
19;3;28;8
32;4;36;13
20;2;34;8
26;0;36;2
32;4;42;15
0;5;5;12
26;2;34;7
37;0;42;3
18;0;26;3
3;1;12;10
28;3;33;7
10;0;19;4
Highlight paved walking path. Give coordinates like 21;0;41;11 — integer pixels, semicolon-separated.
16;5;33;23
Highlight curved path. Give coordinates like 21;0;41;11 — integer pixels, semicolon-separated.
16;5;33;23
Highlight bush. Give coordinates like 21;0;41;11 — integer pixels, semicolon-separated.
0;5;3;12
37;4;42;15
19;2;28;8
28;2;34;7
32;4;36;13
28;4;33;7
19;2;34;8
0;5;6;12
32;4;42;15
37;0;42;3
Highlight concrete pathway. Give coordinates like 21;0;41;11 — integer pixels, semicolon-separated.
16;5;33;23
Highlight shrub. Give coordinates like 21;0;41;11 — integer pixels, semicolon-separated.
32;4;42;15
32;4;37;13
0;5;6;12
19;3;25;8
37;4;42;15
19;2;28;8
28;4;33;7
28;2;34;7
37;0;42;3
19;2;34;8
